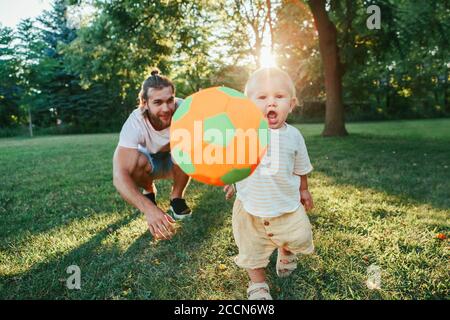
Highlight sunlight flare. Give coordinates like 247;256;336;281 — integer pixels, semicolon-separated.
260;47;277;68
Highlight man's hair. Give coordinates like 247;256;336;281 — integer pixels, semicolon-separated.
244;67;296;99
138;68;175;107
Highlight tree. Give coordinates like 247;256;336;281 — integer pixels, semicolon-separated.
0;26;22;129
63;0;213;125
15;18;48;136
274;1;322;104
34;0;80;128
308;0;348;136
2;0;448;136
216;0;275;69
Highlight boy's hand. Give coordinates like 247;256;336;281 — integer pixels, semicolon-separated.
223;184;235;200
300;190;314;212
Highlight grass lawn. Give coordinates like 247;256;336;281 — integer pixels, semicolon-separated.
0;119;449;299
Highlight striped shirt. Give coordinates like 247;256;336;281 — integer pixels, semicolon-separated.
236;123;313;217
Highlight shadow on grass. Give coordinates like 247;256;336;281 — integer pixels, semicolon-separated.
0;185;231;299
0;138;121;242
306;133;450;210
0;211;140;299
136;185;233;299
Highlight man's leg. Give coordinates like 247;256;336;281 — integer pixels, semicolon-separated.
170;163;190;200
168;163;192;219
133;150;191;219
131;153;156;195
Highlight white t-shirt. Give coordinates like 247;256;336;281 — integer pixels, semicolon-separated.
236;123;313;218
118;99;182;153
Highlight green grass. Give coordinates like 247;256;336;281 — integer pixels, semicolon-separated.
0;119;449;299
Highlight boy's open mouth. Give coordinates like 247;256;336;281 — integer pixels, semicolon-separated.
267;110;278;125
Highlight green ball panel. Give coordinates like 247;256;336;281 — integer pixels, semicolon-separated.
258;119;270;149
173;96;192;122
203;112;236;147
218;87;246;98
220;167;252;185
191;173;222;186
171;147;196;174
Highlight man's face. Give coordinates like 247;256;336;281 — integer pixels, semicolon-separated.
143;86;176;130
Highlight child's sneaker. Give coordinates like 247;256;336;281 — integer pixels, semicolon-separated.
168;198;192;220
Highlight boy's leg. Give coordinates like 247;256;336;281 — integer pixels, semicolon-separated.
277;247;296;275
246;268;272;300
247;268;266;283
273;206;314;277
280;247;295;262
232;200;273;299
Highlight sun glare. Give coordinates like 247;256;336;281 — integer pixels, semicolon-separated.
260;47;277;68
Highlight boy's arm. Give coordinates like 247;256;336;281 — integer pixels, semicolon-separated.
300;174;314;212
293;130;313;212
223;184;236;200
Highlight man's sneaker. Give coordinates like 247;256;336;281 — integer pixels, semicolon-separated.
168;198;192;220
143;192;157;206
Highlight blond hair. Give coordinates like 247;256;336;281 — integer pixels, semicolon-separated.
244;67;296;99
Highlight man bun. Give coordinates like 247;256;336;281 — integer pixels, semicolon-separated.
150;68;160;76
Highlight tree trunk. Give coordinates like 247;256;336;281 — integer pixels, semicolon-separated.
28;106;33;138
309;0;348;136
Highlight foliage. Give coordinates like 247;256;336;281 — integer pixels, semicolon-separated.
0;27;22;128
0;0;449;135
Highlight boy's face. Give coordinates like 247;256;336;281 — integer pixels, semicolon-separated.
247;75;296;129
143;86;176;130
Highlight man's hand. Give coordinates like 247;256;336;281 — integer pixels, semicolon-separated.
300;190;314;212
223;184;235;200
144;206;177;240
113;146;178;241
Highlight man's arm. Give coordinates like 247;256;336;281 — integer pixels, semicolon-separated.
113;146;175;239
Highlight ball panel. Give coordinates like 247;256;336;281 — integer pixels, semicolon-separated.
220;167;252;185
173;96;192;122
191;173;223;186
171;146;196;174
225;97;264;132
203;113;236;147
258;119;269;149
218;86;246;98
171;87;230;139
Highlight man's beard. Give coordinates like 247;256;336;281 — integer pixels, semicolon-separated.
147;110;171;130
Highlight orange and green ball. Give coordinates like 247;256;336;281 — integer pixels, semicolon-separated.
170;86;269;186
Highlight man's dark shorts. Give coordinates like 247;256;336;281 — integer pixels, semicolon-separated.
138;144;173;180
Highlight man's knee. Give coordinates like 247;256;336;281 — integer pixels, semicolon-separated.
132;153;152;179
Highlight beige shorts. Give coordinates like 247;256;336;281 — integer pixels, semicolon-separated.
232;199;314;269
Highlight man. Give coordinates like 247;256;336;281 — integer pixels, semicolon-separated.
113;69;191;241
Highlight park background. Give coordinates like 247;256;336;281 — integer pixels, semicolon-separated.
0;0;449;299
